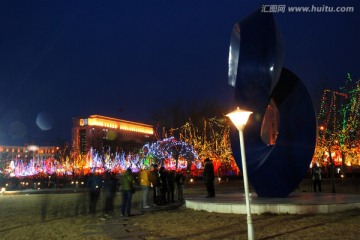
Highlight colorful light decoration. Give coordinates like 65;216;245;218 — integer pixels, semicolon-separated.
2;138;201;177
177;117;236;175
143;137;200;170
314;73;360;168
2;116;237;177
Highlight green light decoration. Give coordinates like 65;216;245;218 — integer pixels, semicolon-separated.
315;73;360;169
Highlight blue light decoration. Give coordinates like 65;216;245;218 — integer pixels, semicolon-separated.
143;137;200;170
228;8;317;197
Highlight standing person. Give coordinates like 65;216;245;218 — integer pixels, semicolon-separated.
312;164;322;192
159;166;168;205
139;166;151;208
203;158;215;198
167;170;175;203
86;172;102;216
150;164;160;206
175;170;185;201
120;168;135;217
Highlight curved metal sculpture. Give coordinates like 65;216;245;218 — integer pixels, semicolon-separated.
228;8;317;197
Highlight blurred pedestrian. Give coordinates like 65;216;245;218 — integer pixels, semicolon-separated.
139;166;151;208
175;170;185;201
312;164;322;192
150;164;161;205
102;171;117;218
86;172;102;216
120;168;135;217
203;158;215;198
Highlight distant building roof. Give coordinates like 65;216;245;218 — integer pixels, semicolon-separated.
73;114;154;135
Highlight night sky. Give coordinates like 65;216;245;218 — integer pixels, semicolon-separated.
0;0;359;146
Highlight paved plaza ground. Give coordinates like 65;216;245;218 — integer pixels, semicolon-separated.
0;176;359;239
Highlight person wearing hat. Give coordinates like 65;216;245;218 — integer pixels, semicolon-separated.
203;158;215;198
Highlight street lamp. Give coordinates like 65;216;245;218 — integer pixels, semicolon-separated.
328;145;336;193
226;107;254;240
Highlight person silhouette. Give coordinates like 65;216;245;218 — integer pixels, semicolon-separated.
86;172;102;216
312;164;322;192
203;158;215;198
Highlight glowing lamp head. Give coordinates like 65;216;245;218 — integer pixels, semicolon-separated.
226;107;253;130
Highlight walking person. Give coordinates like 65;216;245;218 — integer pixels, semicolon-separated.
203;158;215;198
120;168;135;217
312;164;322;192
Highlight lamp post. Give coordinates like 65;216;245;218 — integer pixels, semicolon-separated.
328;145;336;193
226;107;254;240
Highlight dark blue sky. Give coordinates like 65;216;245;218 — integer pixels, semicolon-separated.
0;0;359;146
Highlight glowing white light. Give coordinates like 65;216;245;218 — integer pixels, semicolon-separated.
226;107;253;131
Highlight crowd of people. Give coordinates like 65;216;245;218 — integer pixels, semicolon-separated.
139;164;186;208
84;164;187;219
83;159;333;220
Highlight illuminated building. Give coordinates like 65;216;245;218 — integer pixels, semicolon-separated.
72;115;154;154
0;145;58;160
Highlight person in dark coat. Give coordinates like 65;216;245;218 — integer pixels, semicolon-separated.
102;171;117;218
312;164;322;192
167;170;175;203
159;166;168;205
86;172;102;216
203;158;215;198
150;164;161;205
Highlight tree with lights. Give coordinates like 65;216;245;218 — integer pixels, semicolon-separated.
177;117;236;176
315;73;360;175
152;101;237;176
142;137;200;172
